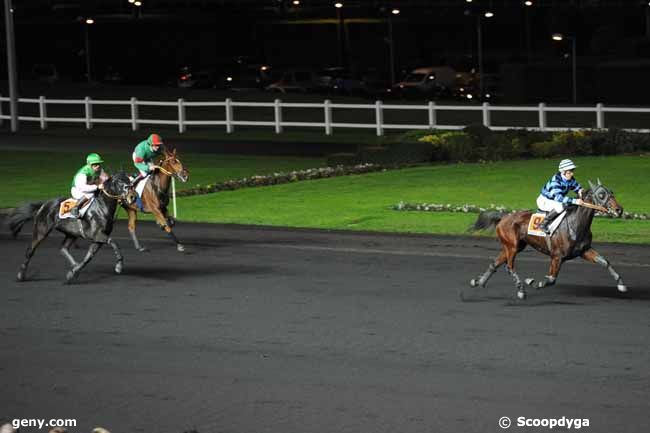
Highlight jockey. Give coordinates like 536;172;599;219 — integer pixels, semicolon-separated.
70;153;109;218
132;133;164;183
536;158;584;233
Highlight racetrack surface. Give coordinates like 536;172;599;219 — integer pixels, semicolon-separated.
1;221;649;433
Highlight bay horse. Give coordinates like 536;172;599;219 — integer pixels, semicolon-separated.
122;146;189;252
8;171;136;283
468;179;626;300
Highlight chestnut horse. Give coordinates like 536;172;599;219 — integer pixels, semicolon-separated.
122;147;189;252
468;180;626;300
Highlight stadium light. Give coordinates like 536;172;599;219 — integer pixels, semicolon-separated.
392;8;400;15
524;0;533;6
334;2;343;8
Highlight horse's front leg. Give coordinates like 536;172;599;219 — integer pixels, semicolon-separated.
65;242;103;283
107;237;124;274
151;208;185;252
60;236;78;267
582;248;627;293
537;255;562;289
127;207;147;252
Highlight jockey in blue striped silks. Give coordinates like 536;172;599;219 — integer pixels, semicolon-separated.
536;159;584;233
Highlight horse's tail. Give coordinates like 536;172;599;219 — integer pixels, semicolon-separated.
7;202;45;238
468;210;505;232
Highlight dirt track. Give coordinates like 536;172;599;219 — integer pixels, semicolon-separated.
1;220;649;433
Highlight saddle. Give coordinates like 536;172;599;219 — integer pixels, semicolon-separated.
527;210;567;237
59;197;94;219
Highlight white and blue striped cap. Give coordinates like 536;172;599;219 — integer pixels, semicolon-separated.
558;159;577;171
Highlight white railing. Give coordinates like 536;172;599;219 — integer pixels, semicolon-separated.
2;95;650;135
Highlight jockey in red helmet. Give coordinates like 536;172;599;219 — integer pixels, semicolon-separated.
132;133;164;182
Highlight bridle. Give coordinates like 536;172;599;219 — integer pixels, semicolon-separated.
100;177;135;205
158;155;183;178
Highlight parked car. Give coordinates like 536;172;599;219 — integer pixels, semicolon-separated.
176;66;216;88
219;64;275;91
102;66;124;84
315;67;367;96
453;72;501;102
265;69;318;93
31;63;59;84
392;66;457;98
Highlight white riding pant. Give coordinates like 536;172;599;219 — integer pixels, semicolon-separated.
71;187;95;201
536;194;565;213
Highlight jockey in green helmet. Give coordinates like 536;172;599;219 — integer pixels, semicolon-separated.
69;153;109;218
132;133;164;182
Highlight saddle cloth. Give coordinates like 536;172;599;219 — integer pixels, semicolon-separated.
59;197;95;219
133;175;150;212
134;175;150;197
527;210;567;237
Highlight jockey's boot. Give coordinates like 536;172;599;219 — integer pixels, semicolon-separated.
70;197;89;218
538;210;559;234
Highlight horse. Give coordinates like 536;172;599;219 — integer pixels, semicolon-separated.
468;179;626;300
8;171;137;283
122;146;189;252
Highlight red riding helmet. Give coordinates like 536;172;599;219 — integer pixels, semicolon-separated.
148;133;163;146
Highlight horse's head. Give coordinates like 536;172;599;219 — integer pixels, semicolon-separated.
106;171;137;205
160;147;189;183
587;178;623;218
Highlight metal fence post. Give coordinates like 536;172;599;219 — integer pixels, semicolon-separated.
0;94;3;127
225;98;233;133
178;98;185;133
324;99;332;135
274;99;283;134
428;101;437;129
375;100;384;136
482;102;491;128
130;97;139;131
538;103;547;130
596;103;605;129
84;96;93;130
39;96;47;130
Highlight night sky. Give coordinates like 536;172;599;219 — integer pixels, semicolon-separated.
3;0;650;103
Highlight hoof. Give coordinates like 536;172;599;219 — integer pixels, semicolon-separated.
537;281;546;289
137;246;149;253
167;217;176;227
470;279;478;287
114;261;123;274
516;290;527;300
177;244;185;252
617;284;627;293
525;278;536;286
65;269;78;282
16;271;25;282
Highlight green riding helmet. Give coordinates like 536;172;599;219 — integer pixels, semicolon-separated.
86;153;104;165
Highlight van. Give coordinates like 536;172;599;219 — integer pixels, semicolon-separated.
392;66;456;98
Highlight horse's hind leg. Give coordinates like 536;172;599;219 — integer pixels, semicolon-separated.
503;246;526;300
17;221;53;282
582;248;627;293
470;249;507;288
66;242;103;283
127;208;147;252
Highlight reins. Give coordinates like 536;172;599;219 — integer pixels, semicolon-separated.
578;202;608;213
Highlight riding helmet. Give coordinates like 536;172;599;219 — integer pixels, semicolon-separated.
86;153;104;165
